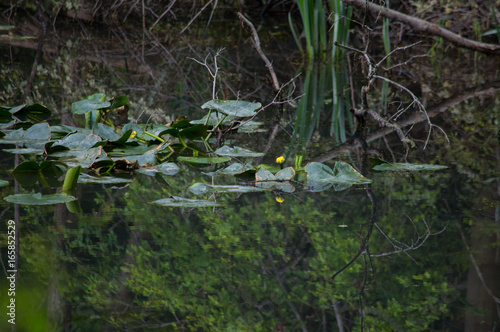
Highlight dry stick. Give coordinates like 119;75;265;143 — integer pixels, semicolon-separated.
150;0;176;31
180;0;214;34
237;12;285;164
237;12;280;92
343;0;500;54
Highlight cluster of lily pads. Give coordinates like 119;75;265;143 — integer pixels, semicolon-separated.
0;93;447;209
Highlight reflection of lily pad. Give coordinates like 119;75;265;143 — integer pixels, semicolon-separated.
178;156;231;164
370;158;448;171
305;162;372;185
152;196;221;207
4;193;77;205
214;145;264;157
201;100;261;117
189;183;268;194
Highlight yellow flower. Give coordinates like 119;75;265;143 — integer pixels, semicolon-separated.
130;131;137;139
276;196;285;203
276;156;285;164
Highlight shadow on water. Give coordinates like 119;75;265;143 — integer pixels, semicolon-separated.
0;2;499;331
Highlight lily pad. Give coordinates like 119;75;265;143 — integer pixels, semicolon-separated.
201;100;261;117
136;162;180;176
178;156;231;164
189;183;268;194
152;196;221;208
0;122;51;144
370;158;448;171
4;193;77;205
214;145;264;157
306;162;372;185
255;167;296;193
78;173;133;184
71;99;110;114
220;163;255;175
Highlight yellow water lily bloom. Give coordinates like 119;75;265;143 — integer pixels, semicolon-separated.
130;131;137;139
276;156;285;164
276;196;285;203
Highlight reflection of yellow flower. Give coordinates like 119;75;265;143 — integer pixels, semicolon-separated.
276;196;284;203
130;131;137;139
276;156;285;164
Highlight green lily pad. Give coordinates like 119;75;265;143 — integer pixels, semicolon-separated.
71;99;110;114
178;156;231;164
78;173;133;184
9;103;51;122
214;145;264;157
0;122;51;144
305;162;372;185
255;167;296;193
52;133;102;150
152;196;221;208
92;123;121;141
4;193;77;205
189;183;267;194
136;163;180;176
220;163;255;175
370;158;448;171
201;100;261;117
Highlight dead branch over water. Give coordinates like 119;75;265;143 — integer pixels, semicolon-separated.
343;0;500;54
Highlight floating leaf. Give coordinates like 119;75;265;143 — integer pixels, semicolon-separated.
255;167;295;193
71;99;110;114
51;133;102;151
92;123;121;141
214;145;264;157
0;122;51;144
305;162;372;185
220;163;255;175
189;183;267;194
201;100;261;117
4;193;77;205
8;103;51;122
370;158;448;171
136;163;180;176
178;156;231;164
152;196;221;208
78;173;133;184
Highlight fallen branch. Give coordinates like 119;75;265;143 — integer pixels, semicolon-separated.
343;0;500;54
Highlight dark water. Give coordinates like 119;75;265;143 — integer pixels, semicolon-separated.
0;4;499;332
